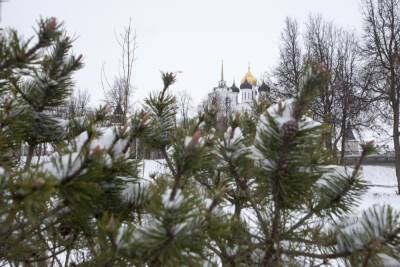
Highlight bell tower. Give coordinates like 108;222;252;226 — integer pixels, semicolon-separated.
218;60;227;88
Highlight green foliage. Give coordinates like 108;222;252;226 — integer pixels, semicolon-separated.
1;19;399;267
334;205;400;266
143;72;177;149
0;17;83;172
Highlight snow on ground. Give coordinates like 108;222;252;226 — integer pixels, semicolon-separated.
358;165;400;211
28;155;400;213
141;160;400;213
30;156;400;211
140;159;169;179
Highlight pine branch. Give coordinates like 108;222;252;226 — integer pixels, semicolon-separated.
281;249;351;260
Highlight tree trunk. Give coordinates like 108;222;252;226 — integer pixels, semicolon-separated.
393;102;400;194
24;144;35;170
135;138;139;159
340;135;347;165
324;112;334;152
340;112;348;165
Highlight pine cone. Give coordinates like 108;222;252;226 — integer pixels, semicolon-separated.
46;17;57;32
282;120;298;138
12;190;25;202
190;129;201;146
32;177;45;191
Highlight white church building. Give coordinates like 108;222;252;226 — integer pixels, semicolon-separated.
206;62;364;156
208;62;270;115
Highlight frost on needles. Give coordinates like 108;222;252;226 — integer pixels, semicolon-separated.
1;18;400;266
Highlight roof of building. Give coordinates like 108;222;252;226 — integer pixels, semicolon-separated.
240;66;257;88
230;82;240;93
345;126;356;141
240;79;253;89
258;81;270;93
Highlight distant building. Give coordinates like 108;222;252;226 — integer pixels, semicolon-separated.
110;102;124;124
344;125;360;155
207;61;365;158
207;61;270;116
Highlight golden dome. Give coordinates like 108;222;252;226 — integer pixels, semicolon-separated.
241;66;257;87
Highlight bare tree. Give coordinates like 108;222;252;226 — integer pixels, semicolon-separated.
177;90;193;128
68;88;91;118
274;17;303;98
304;15;341;152
274;15;374;160
334;30;374;163
275;15;340;151
362;0;400;192
102;19;137;123
102;76;125;110
118;18;137;121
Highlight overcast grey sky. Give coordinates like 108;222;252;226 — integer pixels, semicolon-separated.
2;0;363;106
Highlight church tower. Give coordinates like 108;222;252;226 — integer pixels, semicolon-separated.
210;61;240;114
218;60;227;88
240;66;257;104
214;60;228;91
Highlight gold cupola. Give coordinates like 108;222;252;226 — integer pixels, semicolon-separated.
240;66;257;88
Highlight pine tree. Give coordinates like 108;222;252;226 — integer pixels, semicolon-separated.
1;18;400;267
0;17;83;170
208;63;400;266
0;18;143;265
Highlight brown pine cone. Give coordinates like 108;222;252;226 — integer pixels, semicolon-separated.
46;17;57;32
282;120;298;138
32;177;45;191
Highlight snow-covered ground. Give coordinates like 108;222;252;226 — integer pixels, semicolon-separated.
30;157;400;212
140;159;169;179
140;160;400;213
358;165;400;211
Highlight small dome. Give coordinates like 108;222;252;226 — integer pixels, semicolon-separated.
240;67;257;88
230;82;240;93
240;80;252;89
258;81;270;93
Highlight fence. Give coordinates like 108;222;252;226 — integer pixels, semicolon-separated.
343;153;396;165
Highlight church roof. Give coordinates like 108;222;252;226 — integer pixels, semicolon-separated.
240;66;257;88
345;126;356;141
240;79;252;89
230;82;240;93
258;81;270;93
